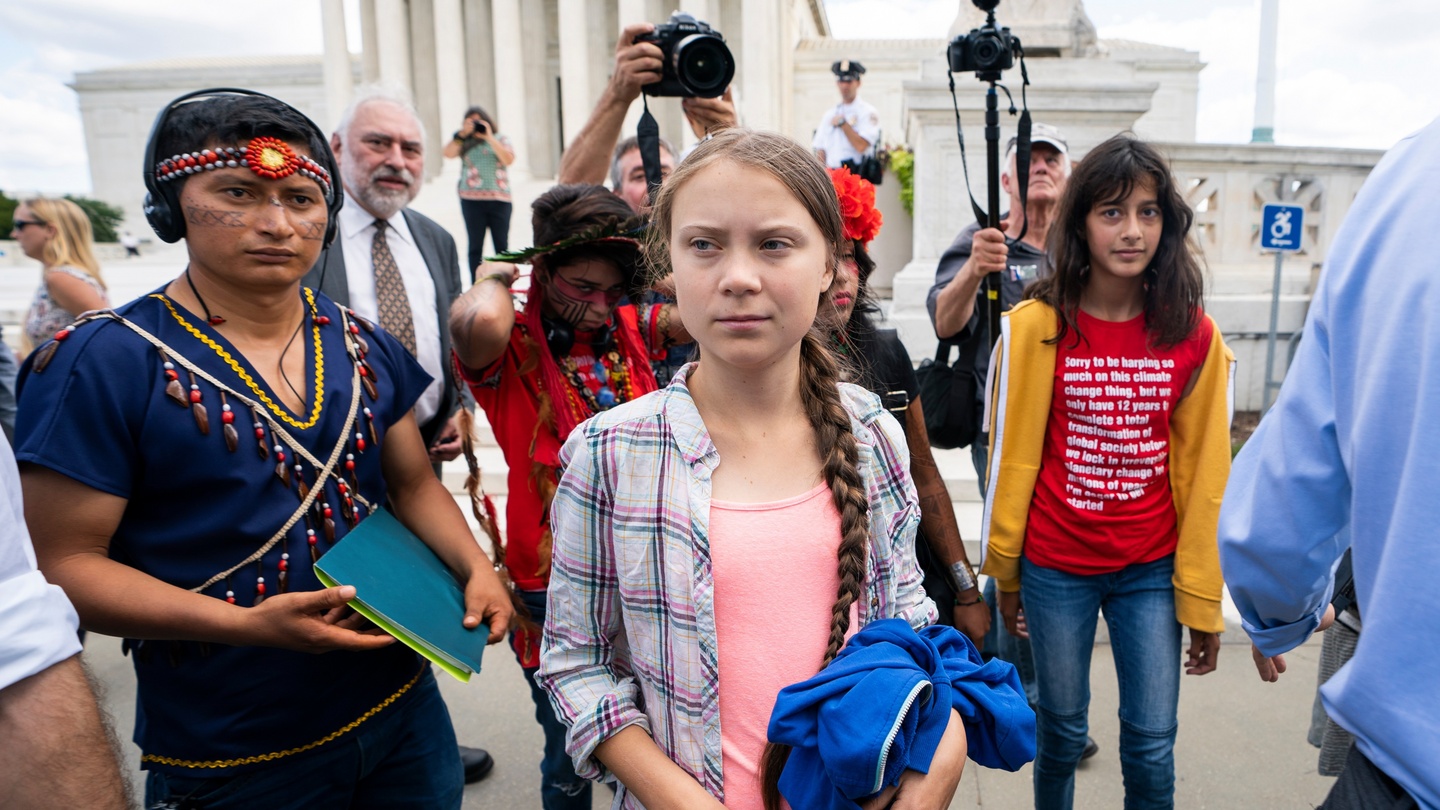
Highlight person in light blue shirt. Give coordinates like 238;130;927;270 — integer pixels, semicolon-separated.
1218;114;1440;810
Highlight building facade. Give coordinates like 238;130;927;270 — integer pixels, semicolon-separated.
66;0;1383;408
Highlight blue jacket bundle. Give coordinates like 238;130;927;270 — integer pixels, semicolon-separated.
766;619;1035;809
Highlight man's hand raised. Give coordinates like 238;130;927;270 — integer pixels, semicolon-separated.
609;23;664;104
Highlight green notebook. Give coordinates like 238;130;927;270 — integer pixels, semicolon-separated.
314;508;488;682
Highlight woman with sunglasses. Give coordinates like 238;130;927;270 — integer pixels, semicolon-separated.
9;198;109;355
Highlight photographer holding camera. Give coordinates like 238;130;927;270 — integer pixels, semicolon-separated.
557;17;738;202
812;60;881;171
443;105;515;277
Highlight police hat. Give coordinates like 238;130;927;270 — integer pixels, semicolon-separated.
831;60;866;81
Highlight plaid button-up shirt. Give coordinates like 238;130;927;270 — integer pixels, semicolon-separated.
537;369;937;807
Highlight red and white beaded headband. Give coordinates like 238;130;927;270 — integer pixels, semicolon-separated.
153;136;333;198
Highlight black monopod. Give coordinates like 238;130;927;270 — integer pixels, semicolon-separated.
946;0;1032;350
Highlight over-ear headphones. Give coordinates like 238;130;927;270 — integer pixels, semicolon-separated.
543;315;616;358
142;87;343;245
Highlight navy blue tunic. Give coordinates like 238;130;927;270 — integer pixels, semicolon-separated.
16;288;431;775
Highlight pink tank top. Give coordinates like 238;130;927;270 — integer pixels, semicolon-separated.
709;482;857;810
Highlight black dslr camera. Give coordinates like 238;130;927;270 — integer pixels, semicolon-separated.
634;11;735;98
947;0;1020;80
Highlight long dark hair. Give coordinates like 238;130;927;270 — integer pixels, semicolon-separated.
1028;133;1205;348
836;239;883;390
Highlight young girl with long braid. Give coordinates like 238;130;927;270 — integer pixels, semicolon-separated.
537;130;968;810
981;134;1234;808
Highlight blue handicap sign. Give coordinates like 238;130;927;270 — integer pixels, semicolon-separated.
1260;203;1304;252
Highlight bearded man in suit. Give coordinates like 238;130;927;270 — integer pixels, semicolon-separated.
302;85;492;783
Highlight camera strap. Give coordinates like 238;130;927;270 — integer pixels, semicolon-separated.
1010;52;1033;246
946;69;990;229
638;94;664;208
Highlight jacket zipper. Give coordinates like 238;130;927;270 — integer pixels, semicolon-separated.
871;679;932;795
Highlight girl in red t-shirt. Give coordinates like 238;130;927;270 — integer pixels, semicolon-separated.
980;134;1234;809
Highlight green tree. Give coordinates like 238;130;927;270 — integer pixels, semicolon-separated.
888;147;915;217
0;189;16;235
64;195;125;243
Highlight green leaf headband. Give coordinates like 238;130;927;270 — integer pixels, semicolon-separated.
485;216;648;265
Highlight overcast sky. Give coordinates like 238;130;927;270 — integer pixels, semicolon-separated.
2;0;1436;195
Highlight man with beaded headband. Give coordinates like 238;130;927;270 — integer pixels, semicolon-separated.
15;89;513;809
448;183;689;809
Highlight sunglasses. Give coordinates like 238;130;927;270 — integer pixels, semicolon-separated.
11;219;46;230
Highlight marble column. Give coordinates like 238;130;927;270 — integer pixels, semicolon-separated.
321;0;354;131
617;0;647;140
741;0;780;131
409;0;443;177
558;0;591;146
434;0;470;152
360;0;380;83
463;0;496;114
374;0;413;91
491;0;532;180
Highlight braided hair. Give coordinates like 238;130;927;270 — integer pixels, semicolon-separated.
644;129;872;810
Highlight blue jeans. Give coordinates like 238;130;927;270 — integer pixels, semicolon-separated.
515;589;591;810
144;668;462;809
1021;555;1181;810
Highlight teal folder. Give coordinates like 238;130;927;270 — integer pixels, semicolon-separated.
314;508;487;682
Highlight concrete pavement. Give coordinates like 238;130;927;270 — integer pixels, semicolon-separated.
22;237;1336;807
84;628;1335;808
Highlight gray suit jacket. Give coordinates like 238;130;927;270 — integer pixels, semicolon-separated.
303;208;464;447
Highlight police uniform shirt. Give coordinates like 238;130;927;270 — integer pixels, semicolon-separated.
811;96;881;169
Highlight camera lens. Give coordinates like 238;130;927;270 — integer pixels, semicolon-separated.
972;35;1002;67
674;34;734;98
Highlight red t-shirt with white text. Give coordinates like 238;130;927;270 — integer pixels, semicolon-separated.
1024;310;1213;575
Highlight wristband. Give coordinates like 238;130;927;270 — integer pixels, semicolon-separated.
949;561;978;594
955;596;985;607
479;272;512;287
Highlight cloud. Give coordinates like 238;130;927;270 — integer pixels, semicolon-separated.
2;0;1433;194
826;0;1436;150
0;0;324;74
825;0;957;39
0;0;329;195
0;59;90;194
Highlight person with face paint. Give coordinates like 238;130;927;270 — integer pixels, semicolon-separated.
448;183;687;810
14;90;514;809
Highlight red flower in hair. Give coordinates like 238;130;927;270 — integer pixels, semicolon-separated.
829;167;883;245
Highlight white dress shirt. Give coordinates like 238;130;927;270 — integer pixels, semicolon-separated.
0;434;81;691
811;96;881;169
336;194;442;426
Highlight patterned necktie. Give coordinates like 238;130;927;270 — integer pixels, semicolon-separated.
371;219;417;356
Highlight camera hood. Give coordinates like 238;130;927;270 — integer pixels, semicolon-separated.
670;33;734;98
